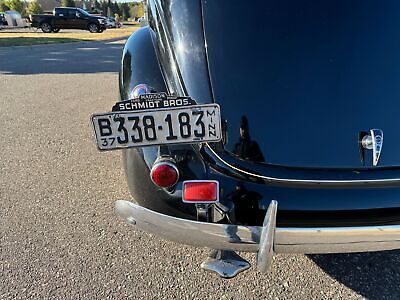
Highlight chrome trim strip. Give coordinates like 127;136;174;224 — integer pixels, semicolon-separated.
115;200;259;252
371;129;384;167
205;145;400;186
116;200;400;254
257;200;277;272
276;225;400;253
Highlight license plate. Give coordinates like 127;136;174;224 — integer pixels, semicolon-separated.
91;104;222;151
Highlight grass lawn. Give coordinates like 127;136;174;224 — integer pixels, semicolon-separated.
0;26;139;47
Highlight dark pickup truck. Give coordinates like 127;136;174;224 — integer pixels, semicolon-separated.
31;7;107;33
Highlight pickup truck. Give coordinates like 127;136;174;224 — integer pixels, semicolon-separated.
31;7;107;33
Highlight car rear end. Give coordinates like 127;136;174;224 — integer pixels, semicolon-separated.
91;0;400;276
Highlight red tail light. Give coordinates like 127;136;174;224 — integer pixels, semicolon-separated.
182;181;219;203
150;161;179;188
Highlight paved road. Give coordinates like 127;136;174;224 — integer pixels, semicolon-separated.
1;40;400;299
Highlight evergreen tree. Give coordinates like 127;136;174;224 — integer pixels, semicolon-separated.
94;0;100;11
100;0;107;16
106;0;111;16
112;1;119;16
119;2;130;20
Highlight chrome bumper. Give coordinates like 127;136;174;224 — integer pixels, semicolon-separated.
115;200;400;255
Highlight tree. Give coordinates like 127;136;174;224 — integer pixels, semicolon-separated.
112;1;120;16
26;0;43;14
129;3;144;20
5;0;24;13
100;0;107;16
119;2;130;20
61;0;75;8
93;0;101;11
0;0;10;11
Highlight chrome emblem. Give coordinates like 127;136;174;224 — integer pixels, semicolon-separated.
361;129;384;166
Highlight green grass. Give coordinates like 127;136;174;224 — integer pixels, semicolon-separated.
0;37;81;47
0;26;139;47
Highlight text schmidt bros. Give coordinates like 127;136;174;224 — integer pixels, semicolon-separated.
117;96;193;111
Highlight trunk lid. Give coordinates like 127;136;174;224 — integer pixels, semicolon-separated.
202;0;400;168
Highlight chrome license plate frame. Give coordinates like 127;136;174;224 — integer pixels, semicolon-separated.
91;104;222;151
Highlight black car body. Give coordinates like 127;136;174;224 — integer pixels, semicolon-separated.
31;7;107;33
95;0;400;277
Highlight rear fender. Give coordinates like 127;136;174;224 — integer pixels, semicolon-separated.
120;27;202;219
119;26;166;101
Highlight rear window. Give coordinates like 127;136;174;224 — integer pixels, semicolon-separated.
55;8;76;17
55;8;66;16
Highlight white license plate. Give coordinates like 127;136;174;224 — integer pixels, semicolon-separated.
91;104;222;151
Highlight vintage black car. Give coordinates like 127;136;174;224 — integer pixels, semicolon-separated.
92;0;400;278
31;7;107;33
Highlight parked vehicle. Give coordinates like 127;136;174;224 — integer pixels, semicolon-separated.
31;7;107;33
0;12;7;26
0;10;26;29
106;17;120;28
91;0;400;278
106;17;115;28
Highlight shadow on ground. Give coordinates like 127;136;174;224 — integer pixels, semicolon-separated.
0;39;124;74
308;250;400;299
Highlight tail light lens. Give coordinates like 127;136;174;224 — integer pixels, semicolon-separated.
182;181;219;203
150;161;179;188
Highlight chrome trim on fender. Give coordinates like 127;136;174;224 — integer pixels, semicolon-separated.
204;144;400;187
115;200;400;254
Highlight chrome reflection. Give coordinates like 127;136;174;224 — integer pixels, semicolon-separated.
115;200;400;254
115;200;259;251
257;200;277;273
200;250;250;278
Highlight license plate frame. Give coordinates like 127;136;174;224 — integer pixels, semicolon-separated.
91;104;222;151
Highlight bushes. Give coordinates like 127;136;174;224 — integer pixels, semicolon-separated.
5;0;24;13
61;0;75;8
0;0;43;18
26;0;42;15
0;0;10;12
